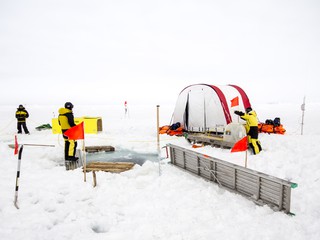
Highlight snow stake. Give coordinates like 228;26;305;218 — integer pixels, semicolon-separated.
13;135;55;209
14;145;24;209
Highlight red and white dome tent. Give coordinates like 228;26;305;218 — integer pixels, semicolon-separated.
171;84;251;146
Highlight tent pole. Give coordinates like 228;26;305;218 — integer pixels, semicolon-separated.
203;91;207;133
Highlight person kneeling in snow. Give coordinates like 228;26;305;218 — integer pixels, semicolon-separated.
234;107;262;155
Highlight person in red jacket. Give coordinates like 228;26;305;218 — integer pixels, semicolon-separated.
15;105;30;134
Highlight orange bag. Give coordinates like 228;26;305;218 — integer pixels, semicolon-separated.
258;123;286;134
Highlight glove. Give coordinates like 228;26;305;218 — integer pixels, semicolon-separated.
234;110;244;116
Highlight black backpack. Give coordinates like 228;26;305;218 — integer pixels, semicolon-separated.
170;122;181;130
273;118;281;127
265;119;274;125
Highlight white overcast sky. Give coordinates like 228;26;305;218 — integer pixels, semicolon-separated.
0;0;319;106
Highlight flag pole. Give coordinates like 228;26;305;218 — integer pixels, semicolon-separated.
83;121;86;181
157;105;161;176
301;96;306;135
64;122;86;179
245;150;248;168
231;136;248;167
82;135;87;182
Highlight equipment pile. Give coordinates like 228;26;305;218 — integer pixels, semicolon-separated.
258;117;286;134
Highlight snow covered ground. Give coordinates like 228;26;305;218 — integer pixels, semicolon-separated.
0;102;320;240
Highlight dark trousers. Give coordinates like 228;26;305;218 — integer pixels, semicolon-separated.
63;134;77;160
17;122;29;134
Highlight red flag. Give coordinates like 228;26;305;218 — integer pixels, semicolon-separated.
14;135;19;155
64;122;84;140
231;96;239;107
231;136;248;153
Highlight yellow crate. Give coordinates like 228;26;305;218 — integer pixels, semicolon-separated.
52;117;103;134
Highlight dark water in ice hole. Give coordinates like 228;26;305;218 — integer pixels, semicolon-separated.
85;148;159;166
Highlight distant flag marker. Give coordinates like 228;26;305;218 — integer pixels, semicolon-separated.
14;135;18;155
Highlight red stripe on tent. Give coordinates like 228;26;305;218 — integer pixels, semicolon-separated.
229;84;251;109
207;85;232;124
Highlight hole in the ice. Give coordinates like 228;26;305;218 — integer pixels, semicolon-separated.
86;148;158;165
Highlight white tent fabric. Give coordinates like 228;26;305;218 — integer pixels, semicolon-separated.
171;84;251;133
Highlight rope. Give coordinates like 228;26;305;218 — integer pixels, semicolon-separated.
79;133;178;143
57;134;64;147
199;161;222;187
